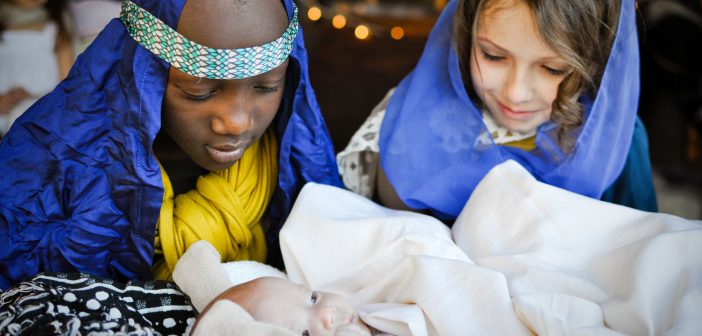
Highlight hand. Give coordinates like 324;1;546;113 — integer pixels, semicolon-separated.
7;87;29;101
0;88;29;114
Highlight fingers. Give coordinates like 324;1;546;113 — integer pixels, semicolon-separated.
0;88;30;114
0;95;13;114
8;87;29;100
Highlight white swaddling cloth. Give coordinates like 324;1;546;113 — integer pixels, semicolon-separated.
280;182;530;336
280;160;702;335
453;160;702;335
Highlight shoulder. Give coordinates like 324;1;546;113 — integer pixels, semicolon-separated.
336;89;396;198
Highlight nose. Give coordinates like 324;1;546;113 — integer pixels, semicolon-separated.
502;65;534;104
315;305;353;330
210;102;252;136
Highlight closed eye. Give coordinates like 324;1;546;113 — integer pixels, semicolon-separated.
542;65;570;76
254;85;279;94
183;90;217;102
481;51;505;62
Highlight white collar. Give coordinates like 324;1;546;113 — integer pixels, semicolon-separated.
482;111;536;144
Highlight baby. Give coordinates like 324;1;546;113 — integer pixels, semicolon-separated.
173;241;372;336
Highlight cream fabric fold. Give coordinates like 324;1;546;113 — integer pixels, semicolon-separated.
280;160;702;335
280;183;529;336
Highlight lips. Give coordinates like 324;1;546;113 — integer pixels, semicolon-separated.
205;144;245;164
497;101;537;121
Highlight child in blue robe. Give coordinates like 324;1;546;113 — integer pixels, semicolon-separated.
337;0;657;220
0;0;341;289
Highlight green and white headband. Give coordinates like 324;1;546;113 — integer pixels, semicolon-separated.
120;0;298;80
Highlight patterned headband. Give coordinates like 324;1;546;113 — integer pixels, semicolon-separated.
120;0;298;80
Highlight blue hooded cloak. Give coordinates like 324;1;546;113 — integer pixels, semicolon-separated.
0;0;342;289
379;0;656;219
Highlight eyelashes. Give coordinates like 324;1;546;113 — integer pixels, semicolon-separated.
480;51;570;77
185;91;216;101
481;51;504;62
254;86;279;93
301;292;319;336
181;85;280;102
542;66;569;76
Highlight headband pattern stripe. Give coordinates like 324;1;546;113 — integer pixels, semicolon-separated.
119;0;298;80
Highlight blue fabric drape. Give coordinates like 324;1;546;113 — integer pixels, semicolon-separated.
0;0;341;289
601;117;658;212
379;0;645;219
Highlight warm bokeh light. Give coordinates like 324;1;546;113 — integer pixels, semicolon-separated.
390;26;405;40
307;6;322;21
332;14;347;29
354;25;370;40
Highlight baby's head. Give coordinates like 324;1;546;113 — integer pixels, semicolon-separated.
198;277;371;336
173;241;371;335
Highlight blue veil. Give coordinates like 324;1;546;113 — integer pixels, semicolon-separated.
379;0;640;219
0;0;341;288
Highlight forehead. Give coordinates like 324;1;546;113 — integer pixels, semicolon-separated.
258;277;301;295
477;0;560;60
249;278;308;331
176;0;289;49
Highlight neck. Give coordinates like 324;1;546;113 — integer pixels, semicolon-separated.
153;131;188;161
153;131;207;195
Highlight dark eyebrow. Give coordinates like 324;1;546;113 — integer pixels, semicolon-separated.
476;37;510;55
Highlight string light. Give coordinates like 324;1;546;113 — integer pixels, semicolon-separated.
307;6;322;21
332;14;347;29
354;25;370;40
300;0;441;41
390;26;404;40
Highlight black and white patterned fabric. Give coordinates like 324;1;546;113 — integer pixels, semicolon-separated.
0;273;196;335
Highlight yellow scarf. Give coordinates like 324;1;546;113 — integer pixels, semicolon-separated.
153;131;278;280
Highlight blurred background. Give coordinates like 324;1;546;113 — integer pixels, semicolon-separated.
1;0;700;218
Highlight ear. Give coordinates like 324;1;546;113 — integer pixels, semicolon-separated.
191;299;296;336
173;240;233;312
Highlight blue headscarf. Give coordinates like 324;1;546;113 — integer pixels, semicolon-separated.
379;0;640;219
0;0;341;289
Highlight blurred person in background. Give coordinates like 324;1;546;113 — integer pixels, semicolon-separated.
67;0;120;53
0;0;73;137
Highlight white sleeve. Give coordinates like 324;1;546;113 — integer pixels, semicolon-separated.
336;89;394;198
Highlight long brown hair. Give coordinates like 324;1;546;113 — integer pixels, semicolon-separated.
454;0;621;152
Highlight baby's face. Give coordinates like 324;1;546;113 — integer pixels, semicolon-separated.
247;277;371;336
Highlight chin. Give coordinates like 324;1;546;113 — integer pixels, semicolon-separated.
204;162;234;172
492;116;535;134
506;123;539;134
191;157;227;173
